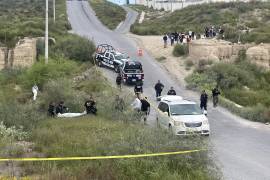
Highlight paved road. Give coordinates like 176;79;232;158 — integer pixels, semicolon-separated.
67;1;270;179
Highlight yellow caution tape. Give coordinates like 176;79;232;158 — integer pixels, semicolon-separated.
0;149;204;162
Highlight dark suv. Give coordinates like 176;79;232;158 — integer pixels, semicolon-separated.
119;60;144;84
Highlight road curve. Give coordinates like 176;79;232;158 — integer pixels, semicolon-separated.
66;1;270;180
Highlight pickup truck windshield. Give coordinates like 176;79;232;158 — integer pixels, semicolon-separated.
124;63;142;73
115;54;126;60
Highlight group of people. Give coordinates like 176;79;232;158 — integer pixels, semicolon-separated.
200;86;221;113
131;94;151;122
162;26;226;48
48;96;97;118
204;26;225;39
163;31;197;48
154;80;176;97
131;79;221;119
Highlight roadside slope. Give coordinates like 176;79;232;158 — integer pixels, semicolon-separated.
89;0;126;30
67;2;270;180
130;2;270;43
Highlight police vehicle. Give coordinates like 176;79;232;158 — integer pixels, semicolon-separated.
95;44;129;72
119;60;144;85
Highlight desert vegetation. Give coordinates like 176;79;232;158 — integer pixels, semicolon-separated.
0;0;220;179
130;2;270;43
89;0;126;30
185;51;270;123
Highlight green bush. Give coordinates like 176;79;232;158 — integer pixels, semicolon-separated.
0;102;46;130
173;44;189;57
41;79;88;113
186;58;270;123
90;0;126;30
19;58;80;89
53;34;96;62
205;63;256;89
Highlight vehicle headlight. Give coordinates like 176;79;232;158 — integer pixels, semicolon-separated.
174;121;184;127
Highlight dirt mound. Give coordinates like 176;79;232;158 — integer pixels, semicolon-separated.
189;39;250;62
246;45;270;68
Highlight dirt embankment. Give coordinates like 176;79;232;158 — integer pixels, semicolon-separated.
0;38;36;70
189;39;270;68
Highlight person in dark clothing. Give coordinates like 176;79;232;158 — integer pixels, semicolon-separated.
134;82;143;95
174;32;179;43
212;86;221;107
170;34;175;46
200;90;208;111
154;80;164;98
140;97;150;122
167;87;176;95
163;34;168;48
48;102;56;117
56;101;68;114
191;31;195;40
116;73;122;90
85;96;97;115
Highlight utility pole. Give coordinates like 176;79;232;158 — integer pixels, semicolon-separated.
170;0;173;12
181;0;184;9
53;0;56;23
45;0;49;63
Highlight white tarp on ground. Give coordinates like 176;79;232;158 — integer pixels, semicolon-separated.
57;111;87;118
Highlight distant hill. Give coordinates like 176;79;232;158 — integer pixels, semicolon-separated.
0;0;69;47
131;2;270;43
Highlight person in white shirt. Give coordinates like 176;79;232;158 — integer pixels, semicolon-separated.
131;94;142;112
32;84;39;101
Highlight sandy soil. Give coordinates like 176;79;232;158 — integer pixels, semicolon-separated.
128;34;192;86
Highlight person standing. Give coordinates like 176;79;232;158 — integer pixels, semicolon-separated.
32;84;39;101
154;80;164;99
200;90;208;111
140;97;150;122
131;94;142;112
167;87;176;95
48;102;56;117
163;34;168;48
134;82;143;95
212;86;221;107
84;96;97;115
170;34;175;46
116;73;122;90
